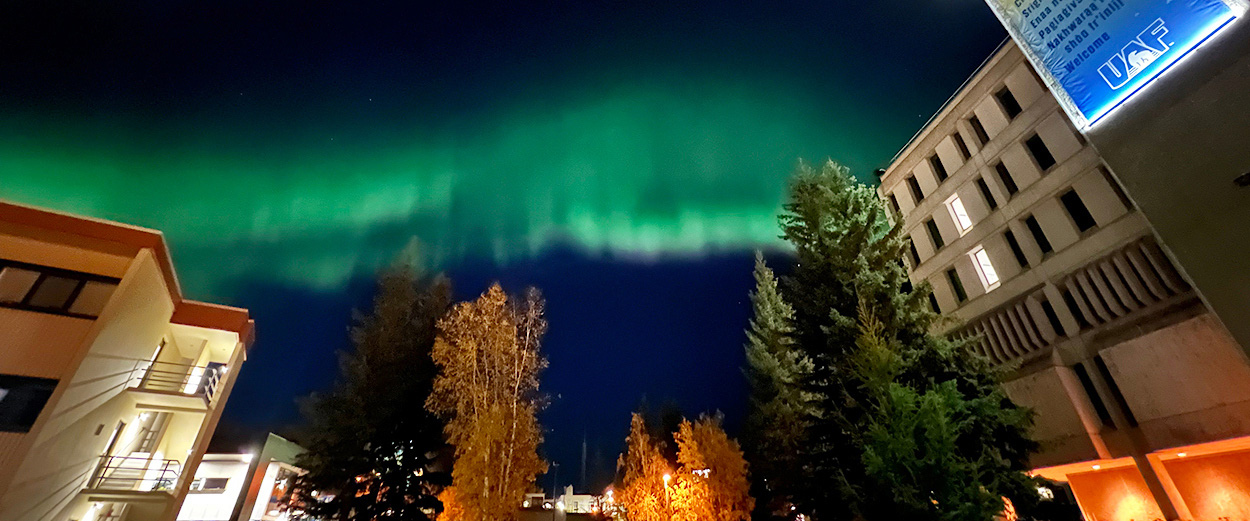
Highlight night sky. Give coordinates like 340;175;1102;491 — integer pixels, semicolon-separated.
0;0;1004;493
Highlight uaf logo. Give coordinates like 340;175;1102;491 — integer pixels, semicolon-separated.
1097;18;1171;90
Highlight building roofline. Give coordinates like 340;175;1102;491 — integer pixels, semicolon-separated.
0;199;253;345
884;38;1012;176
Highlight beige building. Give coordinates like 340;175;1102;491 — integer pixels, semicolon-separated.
0;201;254;521
879;42;1250;521
176;433;304;521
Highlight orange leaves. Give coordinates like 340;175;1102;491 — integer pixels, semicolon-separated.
617;413;754;521
428;283;548;521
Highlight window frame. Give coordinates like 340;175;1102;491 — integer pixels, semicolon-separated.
970;246;1001;291
995;86;1023;119
1059;188;1098;232
0;374;58;433
995;162;1019;197
975;177;998;210
906;175;925;204
1025;134;1057;171
969;115;991;145
953;132;972;160
929;153;948;182
0;260;120;319
925;218;945;250
945;195;973;235
946;268;968;303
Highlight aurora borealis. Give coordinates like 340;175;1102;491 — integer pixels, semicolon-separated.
1;0;1005;489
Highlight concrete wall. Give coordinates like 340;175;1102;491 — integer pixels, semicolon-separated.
1083;15;1250;358
1101;314;1250;450
176;458;249;521
0;250;174;521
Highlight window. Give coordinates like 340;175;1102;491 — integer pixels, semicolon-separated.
190;477;230;492
975;178;997;210
1073;363;1115;428
907;237;921;266
906;176;925;203
925;218;944;250
0;261;119;318
1024;215;1053;254
995;162;1019;196
1060;189;1097;232
929;293;942;313
969;116;990;145
946;196;973;233
0;374;57;433
1025;134;1056;171
946;268;968;303
930;154;948;182
1004;230;1029;268
953;133;971;160
971;247;1000;289
888;194;901;214
996;86;1023;119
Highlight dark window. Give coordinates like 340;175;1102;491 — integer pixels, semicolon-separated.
0;374;58;433
995;162;1019;196
1040;299;1066;337
191;477;231;492
930;154;948;182
975;177;997;210
929;293;941;314
947;269;968;303
1004;230;1029;268
1073;363;1115;428
888;194;901;214
906;176;925;203
1026;134;1057;171
1024;215;1052;254
0;261;119;319
925;218;944;250
969;116;990;145
996;86;1023;119
907;237;921;266
953;133;971;160
1094;355;1138;427
1060;189;1097;232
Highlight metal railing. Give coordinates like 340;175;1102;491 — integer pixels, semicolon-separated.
88;455;182;492
127;360;224;405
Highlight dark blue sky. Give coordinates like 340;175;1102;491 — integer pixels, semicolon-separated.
0;0;1006;494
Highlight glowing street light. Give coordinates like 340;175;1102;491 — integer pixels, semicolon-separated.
662;473;671;486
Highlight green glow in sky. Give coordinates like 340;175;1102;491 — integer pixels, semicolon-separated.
1;78;884;298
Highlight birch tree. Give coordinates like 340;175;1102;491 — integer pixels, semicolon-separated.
427;284;547;521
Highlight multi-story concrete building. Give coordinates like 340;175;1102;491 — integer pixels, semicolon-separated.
0;201;254;521
879;42;1250;521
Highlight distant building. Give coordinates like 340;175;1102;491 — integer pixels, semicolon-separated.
176;433;304;521
880;41;1250;520
0;201;254;521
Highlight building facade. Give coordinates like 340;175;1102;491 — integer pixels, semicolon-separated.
176;433;304;521
0;201;254;521
880;42;1250;521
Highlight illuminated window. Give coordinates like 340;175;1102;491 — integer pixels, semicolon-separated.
971;247;1000;289
946;196;973;233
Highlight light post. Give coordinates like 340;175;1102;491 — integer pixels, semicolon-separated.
662;473;672;518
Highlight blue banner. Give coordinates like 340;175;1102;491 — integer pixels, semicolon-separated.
987;0;1237;125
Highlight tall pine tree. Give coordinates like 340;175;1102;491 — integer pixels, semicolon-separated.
776;161;1038;521
293;260;451;520
742;252;814;518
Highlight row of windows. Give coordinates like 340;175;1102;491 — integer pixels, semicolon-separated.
892;84;1030;214
918;185;1102;313
0;260;119;318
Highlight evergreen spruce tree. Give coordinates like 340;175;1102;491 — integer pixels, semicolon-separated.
775;161;1038;521
293;260;451;520
742;252;814;517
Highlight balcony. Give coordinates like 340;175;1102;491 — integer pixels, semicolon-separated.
126;360;225;411
953;237;1196;366
82;454;182;502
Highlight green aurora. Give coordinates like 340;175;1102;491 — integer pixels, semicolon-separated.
1;77;895;299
